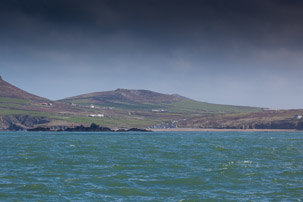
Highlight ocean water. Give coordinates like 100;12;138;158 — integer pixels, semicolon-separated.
0;132;303;201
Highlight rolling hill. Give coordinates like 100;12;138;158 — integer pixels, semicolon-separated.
58;88;262;114
1;76;302;130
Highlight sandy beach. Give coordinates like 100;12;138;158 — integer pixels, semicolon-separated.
151;128;301;132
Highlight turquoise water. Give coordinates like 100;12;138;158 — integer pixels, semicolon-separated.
0;132;303;201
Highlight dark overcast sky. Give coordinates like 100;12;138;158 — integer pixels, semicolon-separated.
1;0;303;108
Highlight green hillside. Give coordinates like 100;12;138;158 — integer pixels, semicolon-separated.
2;77;301;131
59;89;262;114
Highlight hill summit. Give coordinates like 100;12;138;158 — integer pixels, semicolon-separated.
58;88;262;116
61;88;191;104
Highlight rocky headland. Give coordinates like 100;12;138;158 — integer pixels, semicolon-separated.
27;123;152;132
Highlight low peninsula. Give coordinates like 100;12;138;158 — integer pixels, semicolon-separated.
27;123;152;132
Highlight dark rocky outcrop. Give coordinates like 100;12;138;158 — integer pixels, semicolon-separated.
176;110;303;130
297;122;303;130
64;123;112;132
116;129;127;132
0;115;50;131
28;127;51;131
26;123;152;132
254;121;303;130
126;128;152;132
8;124;26;131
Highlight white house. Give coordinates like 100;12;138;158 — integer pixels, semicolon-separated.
89;114;104;118
96;114;104;117
151;109;167;112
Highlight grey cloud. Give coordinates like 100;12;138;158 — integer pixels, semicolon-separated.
1;0;303;108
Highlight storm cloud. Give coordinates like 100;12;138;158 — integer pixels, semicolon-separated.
1;0;303;108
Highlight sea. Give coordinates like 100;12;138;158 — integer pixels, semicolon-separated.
0;131;303;201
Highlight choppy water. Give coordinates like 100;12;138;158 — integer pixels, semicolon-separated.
0;131;303;201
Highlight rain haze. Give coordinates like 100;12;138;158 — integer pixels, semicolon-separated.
1;0;303;109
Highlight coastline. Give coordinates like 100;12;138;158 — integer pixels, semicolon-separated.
151;128;301;132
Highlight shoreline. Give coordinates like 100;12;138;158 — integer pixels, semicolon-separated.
151;128;302;132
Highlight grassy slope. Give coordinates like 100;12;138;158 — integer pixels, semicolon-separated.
0;97;162;128
61;97;262;114
0;98;65;119
177;109;303;129
1;96;302;129
53;96;263;128
1;96;262;128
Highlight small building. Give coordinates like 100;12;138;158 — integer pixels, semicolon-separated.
40;102;52;106
89;114;104;118
96;114;104;117
151;109;167;112
90;104;95;109
294;114;303;119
